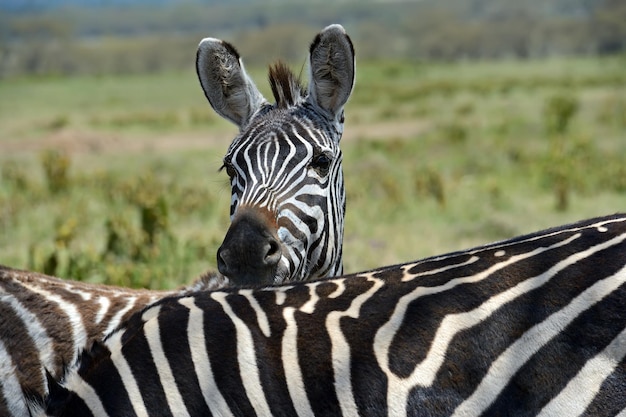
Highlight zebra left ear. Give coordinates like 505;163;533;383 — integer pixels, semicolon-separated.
34;369;71;417
23;381;48;417
196;37;267;128
307;24;355;124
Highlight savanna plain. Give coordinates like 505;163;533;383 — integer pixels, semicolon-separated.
1;56;625;288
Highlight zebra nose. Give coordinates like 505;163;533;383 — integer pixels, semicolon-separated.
217;208;282;286
264;237;282;267
217;236;281;270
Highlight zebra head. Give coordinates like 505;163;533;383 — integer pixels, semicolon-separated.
196;25;355;286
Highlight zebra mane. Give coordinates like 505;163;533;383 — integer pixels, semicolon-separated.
268;61;304;108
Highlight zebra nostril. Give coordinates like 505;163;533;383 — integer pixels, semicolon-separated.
217;247;230;275
264;238;282;267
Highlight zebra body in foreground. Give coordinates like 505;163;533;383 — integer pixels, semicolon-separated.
0;266;222;417
38;213;626;416
200;24;355;285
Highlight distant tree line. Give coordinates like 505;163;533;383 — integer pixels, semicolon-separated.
0;0;624;78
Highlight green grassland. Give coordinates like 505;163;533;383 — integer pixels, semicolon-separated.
1;56;625;288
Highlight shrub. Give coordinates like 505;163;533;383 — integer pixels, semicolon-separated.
543;93;579;135
40;149;70;194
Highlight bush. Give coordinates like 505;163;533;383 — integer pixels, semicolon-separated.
40;150;70;194
543;94;579;135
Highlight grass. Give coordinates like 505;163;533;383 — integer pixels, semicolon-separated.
1;56;625;288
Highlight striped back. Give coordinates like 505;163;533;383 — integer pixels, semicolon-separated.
38;214;626;416
0;266;221;417
197;24;355;286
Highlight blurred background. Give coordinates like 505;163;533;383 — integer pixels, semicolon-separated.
1;0;625;288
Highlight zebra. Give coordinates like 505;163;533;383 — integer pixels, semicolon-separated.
35;213;626;416
0;265;223;417
2;23;354;417
199;23;355;285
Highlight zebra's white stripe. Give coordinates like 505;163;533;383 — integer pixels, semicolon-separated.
401;216;626;272
62;285;92;301
260;140;272;186
103;296;138;336
269;139;279;193
0;339;29;417
401;256;480;282
178;297;234;417
63;332;135;417
289;190;325;229
327;275;385;417
240;290;271;337
476;217;625;253
537;325;626;416
314;233;334;275
274;289;290;306
275;170;308;204
277;227;305;278
142;305;191;417
272;128;312;195
282;306;315;417
0;293;54;389
278;209;311;242
242;145;260;198
94;296;110;325
375;233;581;415
15;281;86;368
247;143;269;205
22;283;87;363
211;292;273;416
107;329;149;417
453;236;626;417
63;369;110;417
327;278;346;299
249;145;268;206
300;282;323;314
294;183;326;198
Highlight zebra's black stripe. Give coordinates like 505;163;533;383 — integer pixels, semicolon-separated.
38;213;626;416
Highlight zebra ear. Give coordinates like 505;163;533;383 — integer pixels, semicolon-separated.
23;380;48;417
38;369;71;416
307;24;355;122
196;38;267;128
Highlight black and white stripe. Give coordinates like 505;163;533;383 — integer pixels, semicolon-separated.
198;24;355;285
0;266;222;417
37;213;626;416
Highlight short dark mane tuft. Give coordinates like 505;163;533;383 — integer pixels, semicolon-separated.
268;61;304;108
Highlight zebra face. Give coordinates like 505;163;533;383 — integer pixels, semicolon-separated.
219;108;345;285
197;25;354;286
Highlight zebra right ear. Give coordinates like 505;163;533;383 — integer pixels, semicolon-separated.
196;38;267;128
307;24;355;123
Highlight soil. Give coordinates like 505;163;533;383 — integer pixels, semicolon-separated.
0;119;429;157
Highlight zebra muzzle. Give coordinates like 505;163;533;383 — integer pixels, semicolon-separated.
217;207;282;286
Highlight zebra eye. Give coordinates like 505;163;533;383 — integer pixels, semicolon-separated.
220;162;237;179
311;153;332;175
